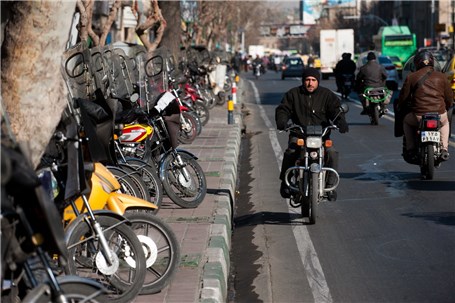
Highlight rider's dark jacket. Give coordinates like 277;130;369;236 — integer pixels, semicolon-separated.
275;85;346;133
355;59;387;91
397;66;453;115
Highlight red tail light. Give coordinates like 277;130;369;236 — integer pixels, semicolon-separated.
425;119;438;129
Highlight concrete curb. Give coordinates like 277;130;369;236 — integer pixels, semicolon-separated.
200;108;242;303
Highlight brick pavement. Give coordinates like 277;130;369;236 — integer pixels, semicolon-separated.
133;101;242;303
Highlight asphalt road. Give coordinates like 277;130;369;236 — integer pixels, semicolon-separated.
229;70;455;303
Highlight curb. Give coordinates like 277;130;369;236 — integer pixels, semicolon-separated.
200;108;242;303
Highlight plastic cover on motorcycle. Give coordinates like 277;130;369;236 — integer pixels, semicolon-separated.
61;42;97;100
102;45;135;100
140;47;172;107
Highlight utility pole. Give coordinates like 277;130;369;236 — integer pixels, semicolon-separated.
431;0;435;46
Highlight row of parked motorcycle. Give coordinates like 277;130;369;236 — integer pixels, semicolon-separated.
1;42;235;302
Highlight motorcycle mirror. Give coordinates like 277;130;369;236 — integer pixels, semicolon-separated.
340;103;349;113
130;93;139;103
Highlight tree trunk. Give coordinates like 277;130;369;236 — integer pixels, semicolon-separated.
159;1;181;58
1;0;76;167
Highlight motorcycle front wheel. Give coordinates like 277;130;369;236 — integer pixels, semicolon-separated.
161;152;207;208
123;211;180;294
24;278;106;303
120;158;164;211
194;100;210;126
178;112;198;144
65;215;146;303
299;172;317;224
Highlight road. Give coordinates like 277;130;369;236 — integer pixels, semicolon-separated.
229;70;455;303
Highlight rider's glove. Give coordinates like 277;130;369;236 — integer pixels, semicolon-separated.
337;119;349;133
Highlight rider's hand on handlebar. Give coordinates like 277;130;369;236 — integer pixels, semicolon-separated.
336;119;349;133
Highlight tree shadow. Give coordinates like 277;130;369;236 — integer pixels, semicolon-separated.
234;211;304;228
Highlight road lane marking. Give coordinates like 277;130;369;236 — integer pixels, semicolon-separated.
249;80;333;303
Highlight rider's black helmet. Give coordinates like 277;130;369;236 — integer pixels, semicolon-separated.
413;50;435;70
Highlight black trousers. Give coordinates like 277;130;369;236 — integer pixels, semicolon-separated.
280;144;339;187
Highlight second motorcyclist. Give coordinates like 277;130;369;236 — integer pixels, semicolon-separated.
355;52;389;114
275;67;349;201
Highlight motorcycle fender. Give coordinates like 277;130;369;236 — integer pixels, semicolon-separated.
106;192;158;214
175;148;199;160
64;210;130;245
309;163;322;174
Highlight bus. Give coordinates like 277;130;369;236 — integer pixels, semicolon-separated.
373;26;417;63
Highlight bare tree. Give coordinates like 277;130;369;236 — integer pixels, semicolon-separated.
1;1;77;167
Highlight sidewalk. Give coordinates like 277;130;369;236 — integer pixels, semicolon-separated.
134;94;243;303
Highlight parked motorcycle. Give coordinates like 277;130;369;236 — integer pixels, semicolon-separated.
63;162;180;295
402;113;448;180
1;142;105;303
362;86;391;125
283;104;349;224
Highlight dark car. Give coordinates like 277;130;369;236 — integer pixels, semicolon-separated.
281;56;304;80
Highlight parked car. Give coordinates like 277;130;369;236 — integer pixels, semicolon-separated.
389;55;403;79
281;56;305;80
358;55;399;91
402;54;443;81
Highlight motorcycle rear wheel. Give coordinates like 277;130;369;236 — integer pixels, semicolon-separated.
420;144;435;180
370;105;379;125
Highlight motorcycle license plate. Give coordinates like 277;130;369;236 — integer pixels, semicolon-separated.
421;131;440;142
345;81;351;86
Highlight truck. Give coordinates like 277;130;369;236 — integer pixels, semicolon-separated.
319;29;354;80
248;45;265;58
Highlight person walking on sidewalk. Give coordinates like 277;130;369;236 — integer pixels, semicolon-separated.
275;67;349;201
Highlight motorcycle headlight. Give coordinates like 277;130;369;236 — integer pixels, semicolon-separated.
309;151;319;159
306;137;322;148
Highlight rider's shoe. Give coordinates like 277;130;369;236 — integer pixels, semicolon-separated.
403;149;419;165
441;149;450;161
327;190;337;202
280;181;291;199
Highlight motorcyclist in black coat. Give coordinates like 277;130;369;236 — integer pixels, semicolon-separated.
335;53;356;93
275;68;349;201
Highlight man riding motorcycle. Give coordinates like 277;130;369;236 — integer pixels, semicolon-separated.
335;53;356;93
275;68;349;201
396;50;453;162
355;52;389;115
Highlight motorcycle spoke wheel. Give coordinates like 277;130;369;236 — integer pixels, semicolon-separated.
162;153;207;208
24;278;106;303
65;216;146;303
123;211;180;294
178;113;197;144
107;166;143;199
121;158;164;212
194;101;210;126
